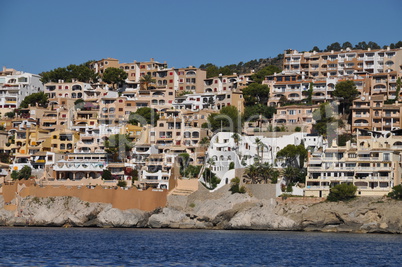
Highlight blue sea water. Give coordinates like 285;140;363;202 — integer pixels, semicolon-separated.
0;228;401;266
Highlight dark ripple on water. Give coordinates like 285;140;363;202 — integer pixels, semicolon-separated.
0;227;401;266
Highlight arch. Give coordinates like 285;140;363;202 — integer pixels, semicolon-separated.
109;107;115;113
159;100;165;105
288;93;300;98
212;155;218;161
394;141;402;147
152;99;158;105
72;85;82;91
192;132;199;138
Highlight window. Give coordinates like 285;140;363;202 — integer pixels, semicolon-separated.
119;108;123;111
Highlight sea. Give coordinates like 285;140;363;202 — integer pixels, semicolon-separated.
0;227;401;266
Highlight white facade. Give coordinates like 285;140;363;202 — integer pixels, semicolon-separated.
0;71;43;110
173;93;216;111
203;132;324;190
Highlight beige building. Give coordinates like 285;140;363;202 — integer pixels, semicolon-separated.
284;47;402;78
305;129;402;197
351;95;402;132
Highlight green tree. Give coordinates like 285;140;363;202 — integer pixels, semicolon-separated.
207;106;242;133
74;99;85;110
242;83;270;106
306;82;313;105
276;144;307;168
333;80;359;115
282;166;305;185
129;107;159;126
178;153;190;176
251;65;281;84
102;67;128;89
243;105;276;122
388;184;402;200
140;74;156;90
354;41;368;50
20;92;49;108
104;134;133;162
341;41;353;50
4;111;15;118
40;62;97;83
312;102;337;138
325;42;341;52
310;46;321;52
102;169;113;180
203;167;220;189
327;183;357;202
11;166;32;180
199;137;210;148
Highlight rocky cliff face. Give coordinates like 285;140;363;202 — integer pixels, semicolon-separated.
1;191;401;233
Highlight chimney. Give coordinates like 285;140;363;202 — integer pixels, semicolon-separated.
368;48;371;51
387;46;390;51
331;50;334;54
150;58;154;62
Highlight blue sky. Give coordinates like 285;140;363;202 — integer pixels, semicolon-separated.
1;0;401;74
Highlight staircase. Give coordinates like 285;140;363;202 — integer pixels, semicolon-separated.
169;188;196;196
168;178;199;196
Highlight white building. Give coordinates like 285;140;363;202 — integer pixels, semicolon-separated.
203;132;324;189
0;69;43;111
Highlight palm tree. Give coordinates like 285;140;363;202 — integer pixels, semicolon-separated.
140;74;156;90
282;166;300;185
199;137;210;149
231;133;240;149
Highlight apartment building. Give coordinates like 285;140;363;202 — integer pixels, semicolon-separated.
351;95;402;132
0;69;43;111
273;104;319;127
305;129;402;197
265;73;370;106
283;47;402;78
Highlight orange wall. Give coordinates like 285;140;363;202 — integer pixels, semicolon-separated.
2;182;167;211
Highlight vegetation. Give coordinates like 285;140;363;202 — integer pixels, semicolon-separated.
117;180;127;188
129;107;159;126
20;92;49;108
312;102;338;139
178;153;190;176
140;74;156;90
229;161;235;170
4;111;15;119
306;82;313;105
250;65;282;84
327;183;357;202
74;99;85;110
203;167;220;189
309;41;402;53
276;144;307;168
104;134;133;162
102;169;113;180
11;166;32;180
207;106;242;133
102;67;128;89
243;163;279;184
388;185;402;200
333;80;360;116
229;177;246;194
199;54;283;78
40;61;97;83
282;166;306;185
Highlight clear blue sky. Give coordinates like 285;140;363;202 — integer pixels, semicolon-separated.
1;0;401;74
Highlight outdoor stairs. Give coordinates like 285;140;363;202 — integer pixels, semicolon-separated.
169;188;196;196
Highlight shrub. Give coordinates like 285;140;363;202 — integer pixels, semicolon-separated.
229;177;246;194
388;184;402;200
102;169;112;180
229;162;235;170
295;126;301;132
117;180;127;187
327;183;357;202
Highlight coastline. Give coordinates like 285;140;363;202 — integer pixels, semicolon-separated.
1;186;401;234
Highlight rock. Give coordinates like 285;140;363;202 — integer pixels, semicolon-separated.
148;208;189;228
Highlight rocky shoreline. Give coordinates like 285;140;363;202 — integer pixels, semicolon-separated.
1;188;401;233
